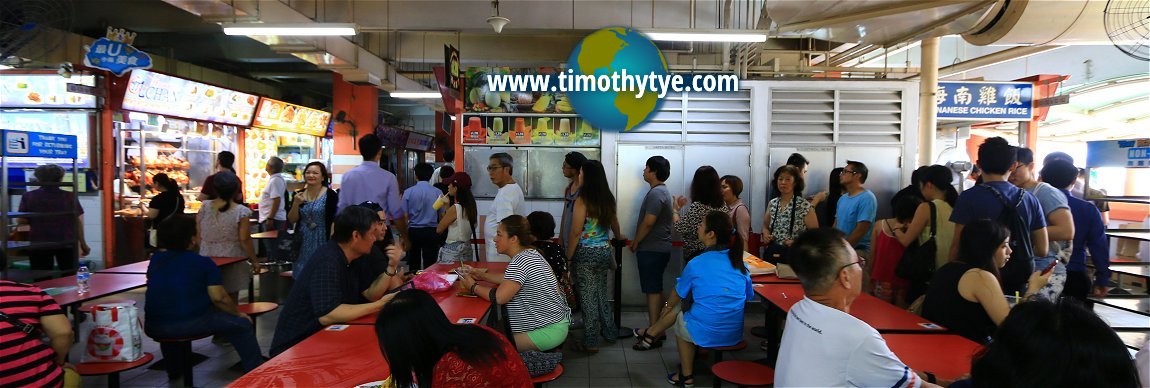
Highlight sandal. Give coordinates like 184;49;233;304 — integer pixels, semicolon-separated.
632;331;664;351
667;369;695;388
633;327;668;341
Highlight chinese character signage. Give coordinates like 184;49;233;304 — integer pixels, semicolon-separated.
121;70;258;126
935;81;1033;121
83;27;152;77
252;98;332;137
1087;139;1150;168
1;129;78;159
0;74;98;108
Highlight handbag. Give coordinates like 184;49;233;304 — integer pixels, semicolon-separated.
487;288;515;343
896;201;938;283
763;197;797;264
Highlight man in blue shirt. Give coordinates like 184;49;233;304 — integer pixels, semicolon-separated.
403;162;444;269
834;160;877;254
1040;158;1111;301
950;137;1048;296
337;134;407;243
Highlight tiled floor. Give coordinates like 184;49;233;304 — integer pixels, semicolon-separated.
72;277;772;388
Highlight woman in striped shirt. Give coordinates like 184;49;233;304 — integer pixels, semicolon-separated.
459;215;571;351
0;280;74;387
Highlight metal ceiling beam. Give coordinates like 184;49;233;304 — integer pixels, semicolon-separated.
777;1;963;33
904;45;1067;80
831;0;993;67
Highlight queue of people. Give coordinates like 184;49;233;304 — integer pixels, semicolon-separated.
3;132;1141;388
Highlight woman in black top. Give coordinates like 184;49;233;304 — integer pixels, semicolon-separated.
147;173;185;222
921;219;1051;343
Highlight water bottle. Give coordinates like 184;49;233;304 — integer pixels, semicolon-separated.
76;265;91;294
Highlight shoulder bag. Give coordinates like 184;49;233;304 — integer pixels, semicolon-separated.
896;201;937;283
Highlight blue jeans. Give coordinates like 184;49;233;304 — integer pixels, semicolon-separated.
145;311;264;373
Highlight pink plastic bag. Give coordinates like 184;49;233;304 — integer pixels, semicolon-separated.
413;272;453;293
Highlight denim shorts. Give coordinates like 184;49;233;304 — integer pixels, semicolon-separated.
636;251;671;294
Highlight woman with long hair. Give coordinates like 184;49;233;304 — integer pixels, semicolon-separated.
459;216;571;352
633;211;754;387
721;175;751;251
287;161;339;276
762;165;819;263
674;166;729;260
962;300;1141;387
436;172;477;263
566;160;625;353
817;167;845;228
921;219;1051;343
375;289;531;388
195;172;259;313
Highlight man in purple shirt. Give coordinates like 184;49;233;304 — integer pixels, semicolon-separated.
337;134;407;244
16;164;88;271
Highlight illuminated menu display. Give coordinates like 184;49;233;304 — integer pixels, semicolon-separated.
252;98;331;137
0;74;98;108
121;70;257;126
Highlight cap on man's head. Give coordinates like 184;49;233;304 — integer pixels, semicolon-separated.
445;172;473;189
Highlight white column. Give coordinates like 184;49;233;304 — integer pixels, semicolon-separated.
918;37;940;167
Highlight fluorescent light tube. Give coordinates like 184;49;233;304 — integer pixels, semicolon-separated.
390;92;442;99
644;31;767;43
222;23;357;36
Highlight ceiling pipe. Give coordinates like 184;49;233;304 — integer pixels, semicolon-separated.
778;1;960;33
904;44;1067;80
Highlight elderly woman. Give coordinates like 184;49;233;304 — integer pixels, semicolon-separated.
633;211;754;387
458;215;571;352
288;161;339;275
16;164;89;271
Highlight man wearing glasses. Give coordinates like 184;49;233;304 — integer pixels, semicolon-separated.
484;153;526;261
775;229;941;387
834;161;878;282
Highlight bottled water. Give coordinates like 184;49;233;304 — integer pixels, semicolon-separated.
76;265;91;294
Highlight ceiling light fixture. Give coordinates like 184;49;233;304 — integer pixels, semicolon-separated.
390;92;442;99
487;0;510;34
222;23;357;36
643;30;768;43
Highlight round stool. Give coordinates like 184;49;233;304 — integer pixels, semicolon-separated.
530;364;564;388
75;352;155;388
712;360;775;387
237;302;279;334
702;339;747;363
153;333;210;387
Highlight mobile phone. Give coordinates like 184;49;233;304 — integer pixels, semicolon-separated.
326;325;349;331
1041;261;1058;275
457;318;477;324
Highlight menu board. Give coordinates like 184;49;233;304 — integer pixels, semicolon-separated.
121;70;257;126
252;98;331;137
0;74;98;109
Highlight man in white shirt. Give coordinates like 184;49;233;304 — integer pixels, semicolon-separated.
260;156;288;261
484;152;525;262
775;228;940;388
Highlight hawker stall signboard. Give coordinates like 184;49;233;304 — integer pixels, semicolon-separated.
121;70;258;126
0;74;98;109
252;98;332;137
935;81;1033;121
1087;139;1150;168
1;129;78;159
84;27;152;77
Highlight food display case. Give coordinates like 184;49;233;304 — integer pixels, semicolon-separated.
245;98;331;203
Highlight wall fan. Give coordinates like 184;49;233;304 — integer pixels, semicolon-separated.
1104;0;1150;61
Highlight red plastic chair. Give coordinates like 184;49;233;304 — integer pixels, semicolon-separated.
712;360;775;387
531;364;564;388
75;352;155;388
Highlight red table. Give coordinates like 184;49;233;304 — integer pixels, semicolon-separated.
97;257;248;275
754;283;946;332
348;261;506;325
35;273;148;307
882;334;981;381
751;273;800;284
227;325;389;387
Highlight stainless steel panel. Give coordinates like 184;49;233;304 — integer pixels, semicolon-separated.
526;148;600;199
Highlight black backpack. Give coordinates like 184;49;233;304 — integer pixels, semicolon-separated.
982;184;1035;295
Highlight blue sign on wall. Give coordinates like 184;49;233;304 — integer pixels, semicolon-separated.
1087;139;1150;167
935;81;1033;121
1;130;78;159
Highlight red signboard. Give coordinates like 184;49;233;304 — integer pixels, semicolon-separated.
252;97;331;137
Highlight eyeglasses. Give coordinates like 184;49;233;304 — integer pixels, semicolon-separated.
486;164;507;172
838;254;866;272
840;170;859;175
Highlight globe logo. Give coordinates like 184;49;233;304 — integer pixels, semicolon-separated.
566;27;669;131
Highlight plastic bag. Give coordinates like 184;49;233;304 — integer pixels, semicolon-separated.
413;271;454;293
78;302;144;363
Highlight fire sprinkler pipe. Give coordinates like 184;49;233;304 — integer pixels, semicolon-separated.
918;37;940;167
